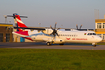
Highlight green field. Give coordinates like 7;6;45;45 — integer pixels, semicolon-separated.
97;42;105;45
0;49;105;70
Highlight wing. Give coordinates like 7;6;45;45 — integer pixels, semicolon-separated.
14;27;45;30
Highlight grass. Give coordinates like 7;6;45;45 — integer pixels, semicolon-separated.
97;42;105;45
0;49;105;70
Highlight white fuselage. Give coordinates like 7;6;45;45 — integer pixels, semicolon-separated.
29;30;102;44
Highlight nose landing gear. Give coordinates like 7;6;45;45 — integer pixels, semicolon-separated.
92;43;97;47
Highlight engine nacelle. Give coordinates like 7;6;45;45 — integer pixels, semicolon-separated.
53;39;65;44
42;29;53;35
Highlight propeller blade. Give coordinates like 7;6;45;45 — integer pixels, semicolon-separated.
56;32;59;37
54;22;57;29
57;28;61;30
50;25;53;29
80;24;82;29
76;24;78;29
53;34;56;39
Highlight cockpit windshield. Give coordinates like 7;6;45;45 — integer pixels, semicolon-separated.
87;33;96;35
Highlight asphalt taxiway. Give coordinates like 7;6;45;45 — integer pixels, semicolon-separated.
0;42;105;50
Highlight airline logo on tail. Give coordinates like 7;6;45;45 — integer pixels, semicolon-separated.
13;13;27;28
12;13;29;36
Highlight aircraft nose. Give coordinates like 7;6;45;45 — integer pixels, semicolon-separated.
97;36;102;42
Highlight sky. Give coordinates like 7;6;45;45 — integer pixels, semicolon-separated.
0;0;105;29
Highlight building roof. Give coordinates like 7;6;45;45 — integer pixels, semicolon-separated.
0;23;13;27
95;19;105;23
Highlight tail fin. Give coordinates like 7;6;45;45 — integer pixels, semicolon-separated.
13;13;27;28
13;13;27;31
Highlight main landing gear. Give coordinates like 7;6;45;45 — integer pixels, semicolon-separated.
47;42;51;46
47;42;64;46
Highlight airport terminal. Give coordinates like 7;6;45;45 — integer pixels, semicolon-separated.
0;23;13;42
95;15;105;42
0;15;105;43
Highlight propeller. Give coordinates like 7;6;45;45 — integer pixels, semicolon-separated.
76;24;82;29
50;22;60;38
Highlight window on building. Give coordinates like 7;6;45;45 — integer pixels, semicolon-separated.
0;33;3;42
103;34;105;40
97;23;101;29
97;34;102;38
6;33;10;42
103;23;105;29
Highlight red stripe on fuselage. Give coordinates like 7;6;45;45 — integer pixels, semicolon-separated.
23;37;33;41
15;31;29;36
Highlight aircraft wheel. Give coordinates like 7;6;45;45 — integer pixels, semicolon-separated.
47;42;51;46
93;45;96;47
92;43;97;47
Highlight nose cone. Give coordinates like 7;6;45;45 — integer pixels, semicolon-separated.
97;36;102;42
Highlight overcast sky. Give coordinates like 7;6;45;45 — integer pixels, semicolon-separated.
0;0;105;29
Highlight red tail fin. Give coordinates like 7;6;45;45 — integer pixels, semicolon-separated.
13;13;27;31
14;14;27;28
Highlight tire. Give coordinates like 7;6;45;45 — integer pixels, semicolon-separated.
47;42;51;46
93;45;96;47
92;43;97;47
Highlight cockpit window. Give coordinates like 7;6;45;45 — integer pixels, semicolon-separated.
93;33;96;35
87;33;96;35
90;33;93;35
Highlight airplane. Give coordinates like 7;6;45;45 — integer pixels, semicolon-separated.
6;13;102;46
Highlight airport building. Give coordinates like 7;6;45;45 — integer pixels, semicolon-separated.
0;23;13;42
95;15;105;42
